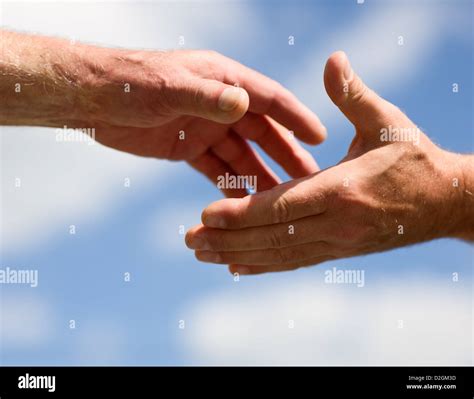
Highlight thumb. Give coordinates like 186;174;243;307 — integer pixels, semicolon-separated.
324;51;403;134
175;79;249;124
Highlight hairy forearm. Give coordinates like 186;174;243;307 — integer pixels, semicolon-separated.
0;30;113;127
0;30;177;130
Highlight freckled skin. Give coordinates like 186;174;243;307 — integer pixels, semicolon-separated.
187;51;474;275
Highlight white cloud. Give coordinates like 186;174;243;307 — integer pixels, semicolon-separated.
0;128;168;254
182;274;472;365
72;319;126;365
147;198;203;254
1;1;260;50
289;3;447;129
0;294;55;349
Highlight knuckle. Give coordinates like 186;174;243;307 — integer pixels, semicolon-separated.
267;229;283;249
192;80;208;107
263;79;283;112
266;82;289;113
272;195;291;224
349;82;369;106
264;90;277;115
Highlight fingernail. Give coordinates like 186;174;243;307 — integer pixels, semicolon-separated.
189;236;210;250
196;251;221;263
342;53;353;82
204;215;226;228
218;87;244;112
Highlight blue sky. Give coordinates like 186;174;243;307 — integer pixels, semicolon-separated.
1;0;472;365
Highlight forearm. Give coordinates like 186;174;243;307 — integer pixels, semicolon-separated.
0;30;113;127
0;30;177;130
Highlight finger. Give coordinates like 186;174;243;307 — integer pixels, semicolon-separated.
188;151;247;198
201;174;329;229
210;130;281;192
194;240;331;266
324;51;407;135
233;113;320;178
222;57;326;145
174;78;250;124
228;255;334;275
186;213;330;251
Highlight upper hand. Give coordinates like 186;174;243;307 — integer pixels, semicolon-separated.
83;49;326;197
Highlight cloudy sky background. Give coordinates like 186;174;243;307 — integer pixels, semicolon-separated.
0;0;472;365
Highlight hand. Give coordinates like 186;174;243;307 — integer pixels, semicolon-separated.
85;49;327;196
0;31;326;197
93;50;329;196
186;51;474;274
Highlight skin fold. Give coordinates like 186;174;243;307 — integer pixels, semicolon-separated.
186;51;474;275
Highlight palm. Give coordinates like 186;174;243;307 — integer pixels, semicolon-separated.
93;112;311;197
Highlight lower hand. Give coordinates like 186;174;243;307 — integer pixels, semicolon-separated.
186;51;473;274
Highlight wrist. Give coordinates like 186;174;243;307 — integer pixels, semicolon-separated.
441;150;474;241
77;47;171;127
70;43;124;126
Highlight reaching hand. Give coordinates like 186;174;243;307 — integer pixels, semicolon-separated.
186;51;473;274
78;49;326;196
0;31;326;197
